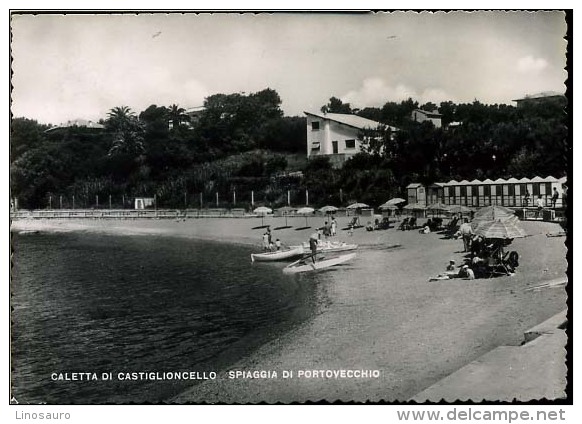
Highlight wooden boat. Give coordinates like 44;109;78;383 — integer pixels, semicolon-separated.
290;240;358;254
251;246;304;263
283;252;357;274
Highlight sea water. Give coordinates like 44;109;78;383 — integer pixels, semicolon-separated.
10;231;318;404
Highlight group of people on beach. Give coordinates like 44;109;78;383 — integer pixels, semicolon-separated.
262;226;282;251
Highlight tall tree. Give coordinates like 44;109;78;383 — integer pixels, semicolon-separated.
321;97;352;114
168;104;190;130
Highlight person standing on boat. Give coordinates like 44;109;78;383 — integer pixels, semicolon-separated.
309;233;318;264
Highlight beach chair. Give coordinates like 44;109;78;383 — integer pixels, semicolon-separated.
378;217;392;230
444;217;459;238
486;245;512;277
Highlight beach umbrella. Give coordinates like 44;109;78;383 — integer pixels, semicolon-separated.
379;203;399;210
253;206;272;227
403;202;426;210
474;219;527;240
319;205;339;214
447;204;474;214
277;206;296;227
471;206;516;227
426;202;450;213
346;202;370;209
385;197;406;206
473;205;515;219
296;206;315;227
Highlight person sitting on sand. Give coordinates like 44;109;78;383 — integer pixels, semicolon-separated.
275;238;282;250
366;221;374;231
458;264;475;279
419;224;430;234
446;260;456;271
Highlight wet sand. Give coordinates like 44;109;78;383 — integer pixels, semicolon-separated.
11;216;568;402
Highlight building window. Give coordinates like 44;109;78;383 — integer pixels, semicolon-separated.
345;139;356;149
311;121;320;130
311;142;320;151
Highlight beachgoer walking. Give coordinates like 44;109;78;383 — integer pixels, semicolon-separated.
551;187;559;208
309;233;318;264
459;218;473;252
536;195;544;219
331;218;337;236
262;232;269;251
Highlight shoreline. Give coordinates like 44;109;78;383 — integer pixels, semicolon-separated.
11;217;568;402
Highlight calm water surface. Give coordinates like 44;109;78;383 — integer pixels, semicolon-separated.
11;232;319;404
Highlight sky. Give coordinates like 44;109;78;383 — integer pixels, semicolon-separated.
10;11;567;125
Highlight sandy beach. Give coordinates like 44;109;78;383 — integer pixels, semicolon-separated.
11;215;568;402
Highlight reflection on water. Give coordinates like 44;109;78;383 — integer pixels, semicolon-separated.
11;232;318;404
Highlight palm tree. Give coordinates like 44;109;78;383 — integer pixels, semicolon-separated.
106;106;145;157
168;104;190;130
106;106;136;132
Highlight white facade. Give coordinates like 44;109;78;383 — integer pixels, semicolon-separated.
305;112;389;166
411;109;442;128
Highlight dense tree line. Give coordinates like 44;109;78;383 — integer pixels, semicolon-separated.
10;89;567;209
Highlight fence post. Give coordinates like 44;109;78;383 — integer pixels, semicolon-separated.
96;195;99;209
287;190;290;206
73;195;75;210
251;191;254;207
49;195;52;210
233;190;236;206
306;189;309;206
184;192;187;209
216;192;219;207
109;195;112;209
60;195;62;209
200;192;203;209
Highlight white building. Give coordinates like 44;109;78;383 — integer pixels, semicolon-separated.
304;111;395;167
411;109;442;128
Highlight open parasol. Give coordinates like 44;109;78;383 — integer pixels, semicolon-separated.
276;206;296;227
346;202;370;209
473;219;527;240
426;202;450;214
253;206;272;227
403;202;426;210
379;203;399;210
385;197;406;206
447;204;474;214
296;206;315;227
471;206;518;229
319;205;339;214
